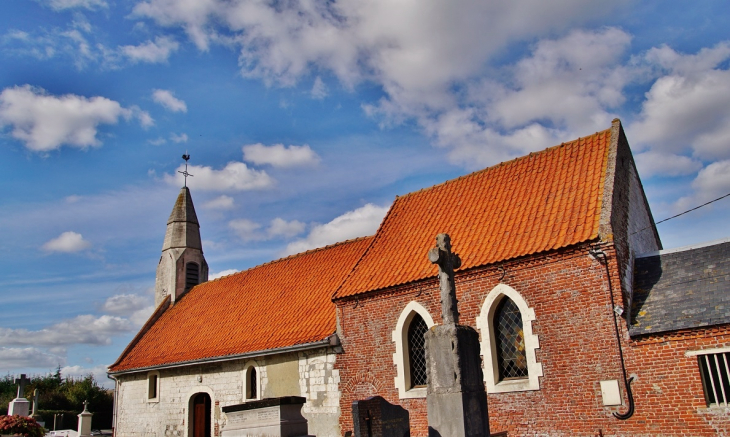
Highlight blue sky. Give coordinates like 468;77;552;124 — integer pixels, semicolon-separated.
1;0;729;386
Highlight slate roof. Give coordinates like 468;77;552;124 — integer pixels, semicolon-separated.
630;239;730;337
108;237;372;373
333;128;612;299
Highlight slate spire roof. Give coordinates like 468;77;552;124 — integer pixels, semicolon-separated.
162;187;202;251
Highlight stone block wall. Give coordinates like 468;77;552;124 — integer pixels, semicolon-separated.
114;348;342;437
334;242;730;436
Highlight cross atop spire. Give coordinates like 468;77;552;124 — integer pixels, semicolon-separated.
179;153;193;187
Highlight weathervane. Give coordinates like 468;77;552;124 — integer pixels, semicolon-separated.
179;152;193;187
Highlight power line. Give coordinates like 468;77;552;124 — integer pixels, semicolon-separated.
631;191;730;237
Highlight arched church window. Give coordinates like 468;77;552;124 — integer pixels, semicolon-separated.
407;314;428;388
245;366;257;400
476;284;543;393
392;301;435;399
494;297;528;380
185;262;200;292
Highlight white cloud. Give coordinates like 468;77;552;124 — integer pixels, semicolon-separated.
311;76;328;99
630;69;730;160
634;151;703;178
228;218;262;241
242;143;321;168
0;85;136;152
0;347;64;370
229;217;306;241
100;293;155;326
284;203;389;255
675;160;730;212
210;269;238;280
203;195;235;210
268;217;305;238
121;36;179;63
44;0;107;11
129;306;155;326
0;314;132;347
170;132;188;143
153;89;188;112
131;0;627;166
165;162;274;191
149;137;166;145
61;364;114;387
42;231;91;253
101;294;150;316
130;105;155;128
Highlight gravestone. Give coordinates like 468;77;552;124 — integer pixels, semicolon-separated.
78;400;93;437
8;374;30;417
221;396;310;437
425;234;490;437
352;396;410;437
31;389;45;426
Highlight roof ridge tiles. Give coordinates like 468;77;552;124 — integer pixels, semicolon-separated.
394;128;612;202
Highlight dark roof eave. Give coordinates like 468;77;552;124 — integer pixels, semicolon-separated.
108;334;337;376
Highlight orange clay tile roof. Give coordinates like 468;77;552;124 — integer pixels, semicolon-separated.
333;128;612;299
109;236;373;373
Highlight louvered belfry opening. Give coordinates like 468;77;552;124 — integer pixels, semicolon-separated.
185;262;200;293
494;297;528;380
408;313;429;387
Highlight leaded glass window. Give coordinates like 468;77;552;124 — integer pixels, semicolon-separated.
494;297;528;380
408;314;428;387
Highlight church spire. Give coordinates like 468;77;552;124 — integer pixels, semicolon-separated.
155;160;208;306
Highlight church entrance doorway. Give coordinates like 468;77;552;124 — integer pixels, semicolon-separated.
191;393;211;437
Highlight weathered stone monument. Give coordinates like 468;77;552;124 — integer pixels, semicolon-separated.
8;374;30;417
425;234;490;437
31;389;45;426
352;396;410;437
77;400;93;437
221;396;311;437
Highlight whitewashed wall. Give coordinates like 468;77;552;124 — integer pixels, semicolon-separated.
113;348;341;437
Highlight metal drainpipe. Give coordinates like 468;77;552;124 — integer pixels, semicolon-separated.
108;374;119;436
590;247;635;420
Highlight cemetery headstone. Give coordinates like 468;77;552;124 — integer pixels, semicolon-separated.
78;400;93;437
31;389;45;426
352;396;410;437
425;234;490;437
8;374;30;417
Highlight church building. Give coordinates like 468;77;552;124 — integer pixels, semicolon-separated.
108;119;730;436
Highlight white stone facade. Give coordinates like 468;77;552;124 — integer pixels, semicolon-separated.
113;348;341;437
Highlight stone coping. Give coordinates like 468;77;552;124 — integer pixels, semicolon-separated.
221;396;306;413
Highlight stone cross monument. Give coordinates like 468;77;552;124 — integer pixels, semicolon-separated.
78;400;93;437
428;233;462;325
425;234;490;437
8;374;30;417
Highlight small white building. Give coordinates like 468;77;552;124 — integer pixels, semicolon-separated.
108;187;370;437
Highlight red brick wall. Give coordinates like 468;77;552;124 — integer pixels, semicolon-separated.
334;242;730;436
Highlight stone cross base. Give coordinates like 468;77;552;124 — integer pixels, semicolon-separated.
425;324;489;437
8;398;30;417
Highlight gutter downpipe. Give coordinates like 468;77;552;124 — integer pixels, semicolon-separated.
590;247;635;420
108;373;119;437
